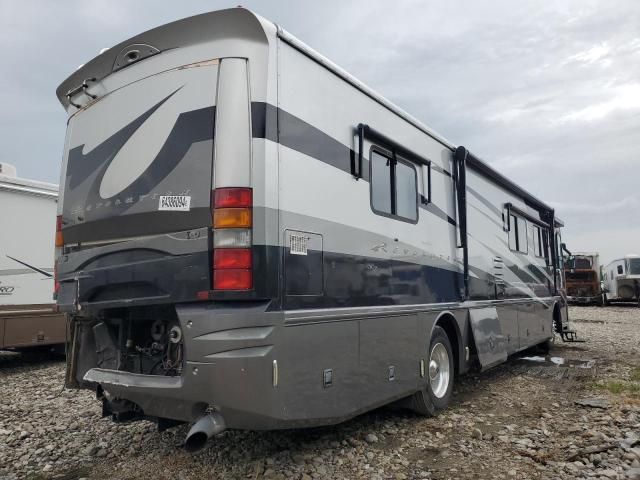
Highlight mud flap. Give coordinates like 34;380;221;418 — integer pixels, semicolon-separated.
468;307;508;370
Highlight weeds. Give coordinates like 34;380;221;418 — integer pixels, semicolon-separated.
592;380;640;396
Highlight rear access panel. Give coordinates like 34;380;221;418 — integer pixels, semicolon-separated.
284;230;323;297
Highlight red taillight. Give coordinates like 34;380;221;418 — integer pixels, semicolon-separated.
55;215;64;248
214;188;252;208
213;269;252;290
214;248;252;269
211;187;254;291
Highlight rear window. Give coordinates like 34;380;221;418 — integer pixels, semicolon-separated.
574;258;592;269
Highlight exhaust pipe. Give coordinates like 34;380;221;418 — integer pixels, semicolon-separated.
184;412;226;452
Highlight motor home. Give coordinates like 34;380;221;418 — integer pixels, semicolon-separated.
0;163;66;351
564;252;602;305
55;8;569;451
602;255;640;304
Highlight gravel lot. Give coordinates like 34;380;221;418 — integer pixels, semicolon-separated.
1;305;639;480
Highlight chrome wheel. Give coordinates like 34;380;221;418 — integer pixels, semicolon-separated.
429;342;450;399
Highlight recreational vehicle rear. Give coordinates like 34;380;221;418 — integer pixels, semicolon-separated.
564;252;602;305
602;255;640;304
0;163;66;351
55;8;569;450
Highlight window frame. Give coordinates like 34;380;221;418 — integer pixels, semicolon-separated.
507;213;528;254
531;224;545;258
369;145;419;224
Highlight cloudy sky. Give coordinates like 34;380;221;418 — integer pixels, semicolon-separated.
1;0;638;263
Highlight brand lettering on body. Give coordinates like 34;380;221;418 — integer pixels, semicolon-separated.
0;282;15;295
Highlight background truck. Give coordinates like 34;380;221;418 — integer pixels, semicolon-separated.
564;252;602;305
0;163;66;351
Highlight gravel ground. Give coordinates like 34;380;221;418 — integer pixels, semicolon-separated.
1;305;639;480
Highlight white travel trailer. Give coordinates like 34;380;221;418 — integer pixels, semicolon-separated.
0;163;66;350
55;8;569;451
602;255;640;304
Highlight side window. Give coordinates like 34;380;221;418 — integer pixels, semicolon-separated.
371;150;392;215
517;217;527;253
531;225;543;257
508;213;527;254
370;148;418;222
395;160;418;220
617;265;623;275
508;214;518;250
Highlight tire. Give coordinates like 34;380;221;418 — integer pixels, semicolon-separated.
538;337;553;354
409;326;454;416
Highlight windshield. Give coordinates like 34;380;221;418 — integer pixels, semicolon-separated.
628;258;640;275
573;257;592;269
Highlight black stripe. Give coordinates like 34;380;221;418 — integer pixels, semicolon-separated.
420;202;456;226
251;102;278;142
431;163;452;177
251;102;462;219
468;201;503;230
471;234;549;287
66;87;184;190
252;102;368;182
467;185;503;218
284;247;461;309
64;104;215;244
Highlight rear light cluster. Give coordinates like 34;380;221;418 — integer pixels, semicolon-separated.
54;215;63;297
212;188;253;290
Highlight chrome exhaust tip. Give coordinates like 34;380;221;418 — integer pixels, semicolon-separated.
184;412;226;453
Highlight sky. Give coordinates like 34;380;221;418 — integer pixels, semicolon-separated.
0;0;638;264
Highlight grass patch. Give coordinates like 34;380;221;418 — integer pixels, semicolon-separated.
23;474;50;480
592;380;640;396
630;367;640;382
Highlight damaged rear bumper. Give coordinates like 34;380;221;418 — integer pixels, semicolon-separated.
83;366;213;422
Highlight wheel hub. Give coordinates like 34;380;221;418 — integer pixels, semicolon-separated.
429;342;450;399
429;360;439;379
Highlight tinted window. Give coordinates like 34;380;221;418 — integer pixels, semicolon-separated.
516;217;527;253
574;258;592;269
629;258;640;275
617;265;623;275
395;160;417;220
508;213;528;253
371;151;392;214
370;148;418;222
508;214;518;250
532;225;543;257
